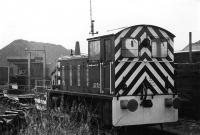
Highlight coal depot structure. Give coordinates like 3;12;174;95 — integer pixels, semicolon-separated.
0;39;71;90
175;40;200;120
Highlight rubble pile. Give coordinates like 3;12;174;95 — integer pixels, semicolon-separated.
0;92;31;134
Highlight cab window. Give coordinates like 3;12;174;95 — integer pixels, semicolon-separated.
152;39;168;57
89;40;100;60
122;38;138;57
104;39;112;61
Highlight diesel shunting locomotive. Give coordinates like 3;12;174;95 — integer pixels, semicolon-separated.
49;24;179;127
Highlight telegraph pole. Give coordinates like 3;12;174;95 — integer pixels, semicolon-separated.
43;46;46;89
25;48;31;92
25;48;46;91
189;32;192;63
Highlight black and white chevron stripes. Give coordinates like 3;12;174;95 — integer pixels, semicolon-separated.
114;25;175;95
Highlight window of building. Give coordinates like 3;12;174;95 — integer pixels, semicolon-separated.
122;38;138;57
152;39;168;57
69;65;72;86
89;40;100;60
77;65;80;86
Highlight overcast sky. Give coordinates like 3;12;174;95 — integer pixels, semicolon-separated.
0;0;199;53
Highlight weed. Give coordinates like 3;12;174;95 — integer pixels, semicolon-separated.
20;107;92;135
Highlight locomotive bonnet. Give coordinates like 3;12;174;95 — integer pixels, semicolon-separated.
50;24;179;127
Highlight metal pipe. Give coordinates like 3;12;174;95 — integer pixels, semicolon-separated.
110;62;112;94
100;63;102;93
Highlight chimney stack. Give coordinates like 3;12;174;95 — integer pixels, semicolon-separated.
75;41;81;55
189;32;192;63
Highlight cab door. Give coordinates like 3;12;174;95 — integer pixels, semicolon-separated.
102;37;114;94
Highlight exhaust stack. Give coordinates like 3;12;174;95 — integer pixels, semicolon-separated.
75;41;80;55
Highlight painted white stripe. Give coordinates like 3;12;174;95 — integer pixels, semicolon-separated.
115;49;121;61
115;58;129;74
168;50;174;61
130;26;143;38
126;63;145;86
115;62;136;88
140;48;145;56
115;28;131;61
146;73;163;94
147;27;158;38
140;32;146;42
140;48;151;57
161;58;174;74
146;63;165;87
127;72;147;95
154;61;174;86
127;72;163;95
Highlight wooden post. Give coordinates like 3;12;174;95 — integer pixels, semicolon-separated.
189;32;192;63
8;65;10;88
43;47;46;89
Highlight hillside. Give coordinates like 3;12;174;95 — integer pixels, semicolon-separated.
0;39;71;72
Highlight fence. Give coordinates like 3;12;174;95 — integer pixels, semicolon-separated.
175;63;200;119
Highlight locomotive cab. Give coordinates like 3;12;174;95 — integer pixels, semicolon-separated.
88;34;114;62
87;34;115;94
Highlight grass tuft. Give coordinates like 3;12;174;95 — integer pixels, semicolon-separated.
20;107;92;135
